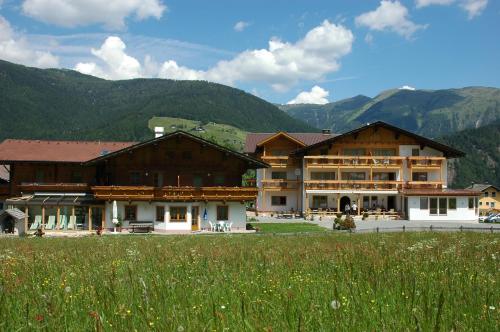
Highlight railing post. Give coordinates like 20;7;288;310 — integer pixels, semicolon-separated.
491;226;494;234
460;225;463;232
376;227;379;233
402;225;405;232
430;224;433;232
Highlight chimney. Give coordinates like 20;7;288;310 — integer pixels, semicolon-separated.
154;126;165;138
322;129;331;135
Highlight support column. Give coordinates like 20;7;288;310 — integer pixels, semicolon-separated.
357;196;361;216
41;206;46;229
337;194;340;213
88;206;93;231
24;206;28;232
56;206;61;230
101;207;105;230
164;205;170;231
187;203;192;229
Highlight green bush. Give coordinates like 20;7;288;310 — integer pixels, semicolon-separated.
337;216;356;230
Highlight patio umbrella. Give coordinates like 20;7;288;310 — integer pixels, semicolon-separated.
203;208;208;221
112;200;118;231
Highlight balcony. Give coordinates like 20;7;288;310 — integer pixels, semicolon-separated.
18;183;90;193
261;179;299;190
261;156;295;168
405;181;443;189
304;180;404;191
305;156;405;168
91;186;259;202
408;157;445;169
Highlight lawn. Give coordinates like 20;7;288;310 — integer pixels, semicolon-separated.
0;232;498;331
250;222;329;233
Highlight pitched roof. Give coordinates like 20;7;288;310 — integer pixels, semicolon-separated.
0;139;135;163
465;183;500;192
85;131;269;168
0;165;9;182
292;121;465;158
244;132;335;153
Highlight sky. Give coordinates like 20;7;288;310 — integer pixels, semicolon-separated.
0;0;499;104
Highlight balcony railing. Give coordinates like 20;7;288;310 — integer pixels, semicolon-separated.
408;157;445;168
91;186;259;201
305;156;405;168
261;179;299;190
18;183;90;193
304;180;404;191
405;181;443;189
261;156;296;168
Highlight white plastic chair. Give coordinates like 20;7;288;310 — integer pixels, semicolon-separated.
225;222;233;232
209;221;216;232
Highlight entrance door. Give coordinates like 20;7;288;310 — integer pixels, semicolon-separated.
191;206;200;231
387;196;396;211
340;196;351;214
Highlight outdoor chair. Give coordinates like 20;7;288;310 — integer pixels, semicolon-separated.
225;222;233;232
58;215;68;230
45;216;56;230
209;221;216;232
67;216;76;230
30;215;42;230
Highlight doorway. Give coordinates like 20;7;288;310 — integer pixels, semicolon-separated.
387;196;396;211
191;206;199;231
340;196;351;214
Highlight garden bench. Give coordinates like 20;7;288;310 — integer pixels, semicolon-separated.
128;221;154;233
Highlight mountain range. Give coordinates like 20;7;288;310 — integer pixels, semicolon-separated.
281;87;500;138
0;60;314;142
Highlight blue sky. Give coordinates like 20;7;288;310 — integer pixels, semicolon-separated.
0;0;498;104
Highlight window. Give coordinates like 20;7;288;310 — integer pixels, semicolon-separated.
479;201;482;206
270;149;288;156
420;197;428;210
412;172;428;181
484;192;489;197
124;205;137;221
373;148;396;156
319;148;328;156
182;151;192;160
492;202;496;208
342;172;366;180
373;172;396;181
448;198;457;210
311;172;335;180
214;174;225;186
411;148;420;156
312;196;328;209
153;172;163;187
130;171;141;185
271;196;287;206
156;206;165;222
165;151;175;159
70;171;83;183
363;196;370;209
170;207;187;222
492;192;496;197
35;169;45;183
343;148;365;156
271;171;287;180
468;198;474;209
486;202;490;206
217;205;229;220
193;175;203;188
439;198;447;215
430;198;438;215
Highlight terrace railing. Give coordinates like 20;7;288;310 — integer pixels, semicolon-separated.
304;180;404;191
18;182;90;193
261;156;297;168
407;156;445;169
261;179;300;190
305;156;405;168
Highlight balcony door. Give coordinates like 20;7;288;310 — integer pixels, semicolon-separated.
191;206;200;231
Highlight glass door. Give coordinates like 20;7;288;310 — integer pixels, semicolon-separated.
191;206;200;231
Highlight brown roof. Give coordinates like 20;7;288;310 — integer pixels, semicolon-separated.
402;188;481;196
0;165;9;182
0;139;135;163
244;133;335;153
465;183;500;192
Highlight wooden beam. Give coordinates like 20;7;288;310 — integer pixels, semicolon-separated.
41;206;45;229
88;207;92;231
56;206;61;230
101;207;105;230
24;206;28;232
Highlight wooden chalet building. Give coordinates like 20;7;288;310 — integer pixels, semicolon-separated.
245;121;481;222
0;131;267;233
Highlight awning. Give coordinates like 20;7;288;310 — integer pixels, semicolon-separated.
5;194;104;206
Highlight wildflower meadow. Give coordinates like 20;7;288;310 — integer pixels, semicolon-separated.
0;232;498;331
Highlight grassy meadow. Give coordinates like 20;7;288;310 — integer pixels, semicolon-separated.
0;232;499;331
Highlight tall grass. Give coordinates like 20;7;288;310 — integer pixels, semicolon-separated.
0;233;498;331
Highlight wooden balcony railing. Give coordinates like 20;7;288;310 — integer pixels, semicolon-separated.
408;157;445;168
18;183;90;193
405;181;443;189
304;180;404;191
91;186;259;201
0;184;9;195
261;179;299;190
305;156;405;168
261;156;296;168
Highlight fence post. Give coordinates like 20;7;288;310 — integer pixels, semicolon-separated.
402;225;405;232
491;226;494;234
376;227;379;233
460;225;463;232
430;224;433;232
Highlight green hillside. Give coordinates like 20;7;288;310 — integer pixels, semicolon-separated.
148;117;247;151
438;121;500;188
281;87;500;137
0;60;315;142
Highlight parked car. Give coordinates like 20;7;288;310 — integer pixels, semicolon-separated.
484;213;500;223
479;214;494;222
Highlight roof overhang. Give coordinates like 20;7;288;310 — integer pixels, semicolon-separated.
256;132;307;148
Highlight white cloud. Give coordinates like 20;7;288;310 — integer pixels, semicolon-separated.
21;0;167;30
364;33;374;44
0;15;59;68
287;85;330;104
74;36;141;79
460;0;488;19
399;85;416;90
416;0;455;8
355;1;427;39
75;20;354;91
234;21;250;32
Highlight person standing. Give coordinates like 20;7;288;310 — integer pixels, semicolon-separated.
351;202;358;215
344;203;351;216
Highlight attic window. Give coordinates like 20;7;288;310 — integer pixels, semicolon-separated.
100;150;109;156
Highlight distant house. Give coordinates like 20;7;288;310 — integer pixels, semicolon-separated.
466;184;500;214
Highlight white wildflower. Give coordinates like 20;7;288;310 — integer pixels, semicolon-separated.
177;326;184;332
220;305;226;309
489;306;495;310
330;300;341;310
